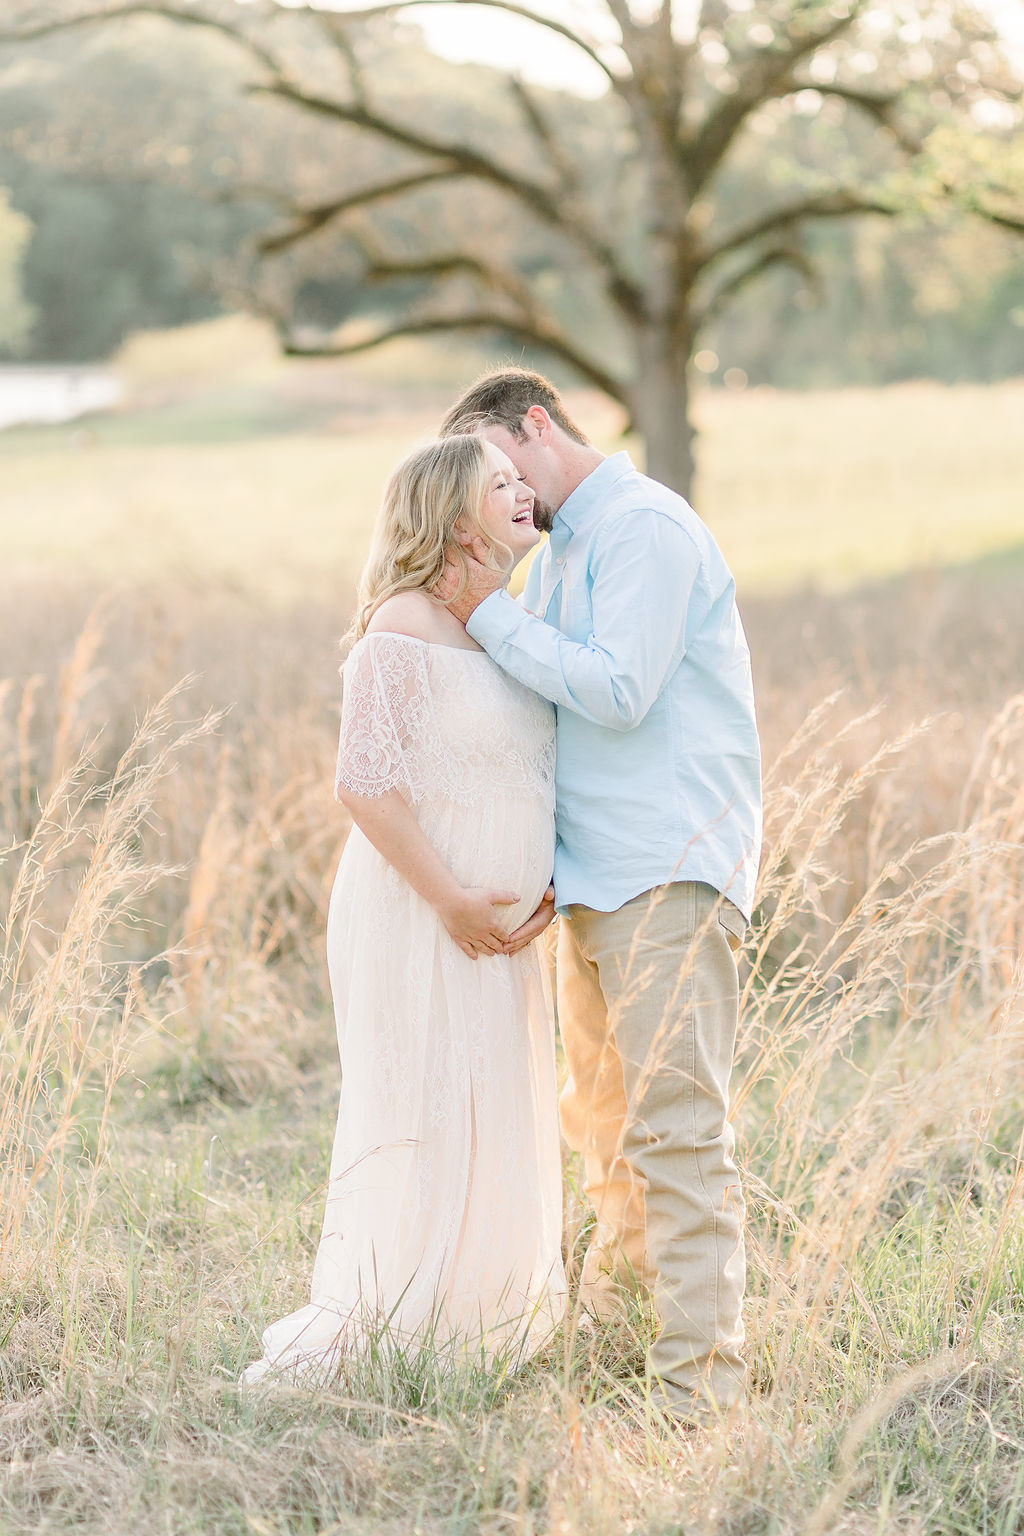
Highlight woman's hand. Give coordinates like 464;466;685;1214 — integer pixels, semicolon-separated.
437;886;520;960
503;884;556;955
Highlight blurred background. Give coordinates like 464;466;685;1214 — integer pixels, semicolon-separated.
0;0;1021;614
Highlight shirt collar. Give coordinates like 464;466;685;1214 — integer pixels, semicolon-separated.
550;452;635;551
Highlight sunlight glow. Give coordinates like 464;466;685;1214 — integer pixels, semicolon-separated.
317;0;1024;96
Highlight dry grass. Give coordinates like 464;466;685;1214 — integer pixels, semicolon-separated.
2;557;1024;1534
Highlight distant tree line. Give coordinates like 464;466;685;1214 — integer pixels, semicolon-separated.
0;23;265;360
1;14;1021;394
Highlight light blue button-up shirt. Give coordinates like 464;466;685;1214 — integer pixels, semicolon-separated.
466;451;762;920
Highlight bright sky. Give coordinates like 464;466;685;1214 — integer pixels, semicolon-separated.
413;4;614;93
385;0;1024;95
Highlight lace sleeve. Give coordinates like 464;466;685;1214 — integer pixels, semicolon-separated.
334;633;432;800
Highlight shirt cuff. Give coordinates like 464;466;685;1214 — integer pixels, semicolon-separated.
465;589;522;652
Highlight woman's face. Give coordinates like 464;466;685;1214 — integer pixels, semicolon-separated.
471;438;542;564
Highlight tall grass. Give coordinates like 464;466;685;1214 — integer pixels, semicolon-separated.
2;567;1024;1534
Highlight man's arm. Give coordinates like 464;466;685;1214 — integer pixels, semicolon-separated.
455;510;705;731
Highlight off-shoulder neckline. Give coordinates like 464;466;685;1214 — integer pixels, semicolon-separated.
358;629;491;656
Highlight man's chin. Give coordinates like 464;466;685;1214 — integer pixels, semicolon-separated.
533;504;556;534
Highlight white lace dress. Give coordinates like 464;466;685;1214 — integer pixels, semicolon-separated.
243;632;566;1382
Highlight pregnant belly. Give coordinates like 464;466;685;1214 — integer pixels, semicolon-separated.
431;796;555;935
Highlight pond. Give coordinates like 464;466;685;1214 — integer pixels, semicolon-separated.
0;367;122;430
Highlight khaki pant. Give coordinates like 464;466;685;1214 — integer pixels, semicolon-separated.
558;880;747;1420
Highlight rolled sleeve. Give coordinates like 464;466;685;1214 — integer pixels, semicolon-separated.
465;588;524;651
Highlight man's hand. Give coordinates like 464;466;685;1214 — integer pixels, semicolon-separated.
436;539;507;625
503;884;556;955
437;886;519;960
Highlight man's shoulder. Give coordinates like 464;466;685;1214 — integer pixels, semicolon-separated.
617;466;698;520
595;469;709;551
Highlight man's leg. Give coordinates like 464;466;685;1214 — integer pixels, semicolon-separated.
575;882;747;1420
556;911;654;1311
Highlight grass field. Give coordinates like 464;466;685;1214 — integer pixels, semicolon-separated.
2;317;1022;601
2;322;1024;1535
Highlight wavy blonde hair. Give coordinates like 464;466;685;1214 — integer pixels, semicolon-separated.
347;434;511;644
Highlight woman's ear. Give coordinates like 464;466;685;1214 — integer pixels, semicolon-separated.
452;517;475;549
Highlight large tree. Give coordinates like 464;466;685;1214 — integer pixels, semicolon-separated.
3;0;1019;494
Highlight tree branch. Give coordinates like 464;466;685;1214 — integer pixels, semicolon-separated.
974;204;1024;235
253;79;647;320
509;75;580;195
685;2;867;192
315;11;369;110
698;188;897;271
0;2;284;77
258;167;462;254
351;238;551;328
695;242;819;329
809;82;923;155
281;309;629;404
601;0;637;48
0;0;646;322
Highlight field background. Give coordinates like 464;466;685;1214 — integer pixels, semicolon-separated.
3;323;1024;1536
5;317;1024;601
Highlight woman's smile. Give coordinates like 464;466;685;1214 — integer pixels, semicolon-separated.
479;438;541;559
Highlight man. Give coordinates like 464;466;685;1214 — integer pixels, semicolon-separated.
439;369;762;1425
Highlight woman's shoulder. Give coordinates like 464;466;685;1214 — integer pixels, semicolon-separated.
363;590;446;644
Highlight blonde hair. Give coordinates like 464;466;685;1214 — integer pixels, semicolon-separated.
347;434;510;644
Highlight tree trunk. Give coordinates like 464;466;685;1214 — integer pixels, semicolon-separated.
630;322;696;503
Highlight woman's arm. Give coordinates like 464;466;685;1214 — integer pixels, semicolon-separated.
338;785;519;960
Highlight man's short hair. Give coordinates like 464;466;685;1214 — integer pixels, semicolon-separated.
439;367;589;445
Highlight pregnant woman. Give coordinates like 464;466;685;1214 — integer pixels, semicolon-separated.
243;434;566;1383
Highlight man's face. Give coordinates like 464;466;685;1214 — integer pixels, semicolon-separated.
479;423;558;533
